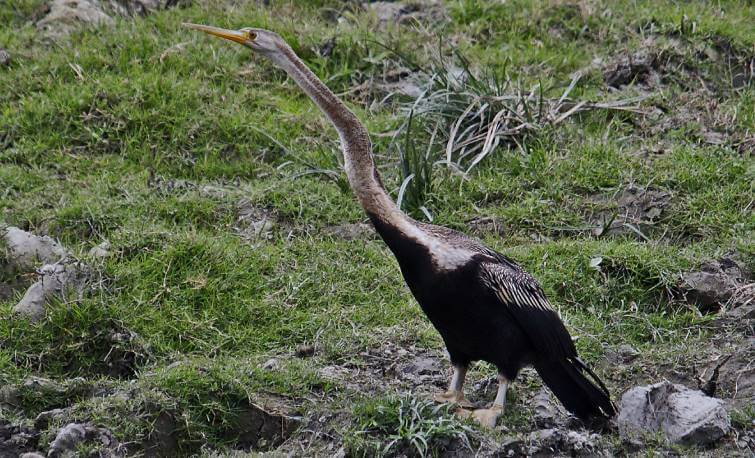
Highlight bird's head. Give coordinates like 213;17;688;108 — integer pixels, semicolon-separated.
183;23;285;56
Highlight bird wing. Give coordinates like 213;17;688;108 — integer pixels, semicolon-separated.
477;259;577;360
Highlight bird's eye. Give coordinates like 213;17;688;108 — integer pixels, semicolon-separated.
247;31;257;41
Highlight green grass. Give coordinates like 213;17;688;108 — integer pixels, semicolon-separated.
1;0;753;455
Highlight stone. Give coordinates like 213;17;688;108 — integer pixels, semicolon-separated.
532;388;560;428
0;384;21;409
617;381;730;446
2;227;69;271
48;423;87;457
13;261;90;322
88;240;111;258
13;281;47;321
48;423;124;457
37;0;115;38
261;358;280;371
681;256;751;313
526;428;602;456
225;403;300;450
35;408;72;430
19;453;46;458
295;344;315;358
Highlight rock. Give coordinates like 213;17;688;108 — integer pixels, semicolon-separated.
526;428;602;456
295;344;315;358
37;0;115;38
261;358;280;371
0;385;21;409
606;344;640;365
20;453;46;458
48;423;88;457
603;49;658;88
88;240;111;258
34;408;71;430
48;423;124;458
706;337;754;409
22;376;66;394
363;1;445;28
13;261;90;322
617;381;730;446
0;419;40;457
532;388;560;428
226;403;300;450
36;0;173;38
13;281;47;321
681;256;751;313
2;227;69;271
0;48;10;66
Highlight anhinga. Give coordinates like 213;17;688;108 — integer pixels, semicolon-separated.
184;23;616;427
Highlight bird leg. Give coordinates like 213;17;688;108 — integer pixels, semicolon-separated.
459;374;508;428
433;364;473;408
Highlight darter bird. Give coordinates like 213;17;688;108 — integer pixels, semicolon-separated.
184;23;616;428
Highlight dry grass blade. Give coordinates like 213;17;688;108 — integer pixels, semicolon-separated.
391;49;646;174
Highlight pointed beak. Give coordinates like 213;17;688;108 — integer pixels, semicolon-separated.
183;23;249;45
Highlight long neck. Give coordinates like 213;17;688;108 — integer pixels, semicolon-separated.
269;45;410;227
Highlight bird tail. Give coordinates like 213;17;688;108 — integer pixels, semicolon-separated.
534;357;616;425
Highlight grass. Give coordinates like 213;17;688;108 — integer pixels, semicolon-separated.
346;396;476;457
0;0;753;455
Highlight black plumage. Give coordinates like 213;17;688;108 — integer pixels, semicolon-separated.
370;213;616;423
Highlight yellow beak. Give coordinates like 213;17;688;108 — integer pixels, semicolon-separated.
183;23;249;45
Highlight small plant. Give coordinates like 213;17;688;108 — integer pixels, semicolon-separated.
396;110;438;220
346;395;476;457
390;47;644;176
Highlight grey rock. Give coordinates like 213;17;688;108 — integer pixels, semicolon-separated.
400;356;440;376
23;376;66;394
607;344;640;365
617;381;730;446
532;388;560;428
3;227;69;271
14;281;47;321
48;423;124;458
683;271;738;309
526;428;602;456
681;256;751;313
88;240;111;258
0;419;40;457
261;358;280;371
13;261;90;322
0;384;21;409
35;408;71;430
227;403;300;450
20;453;46;458
36;0;173;38
48;423;88;457
37;0;115;38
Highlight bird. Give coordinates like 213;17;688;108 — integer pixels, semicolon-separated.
184;23;616;428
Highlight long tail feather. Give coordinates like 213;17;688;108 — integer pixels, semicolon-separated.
534;357;616;424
